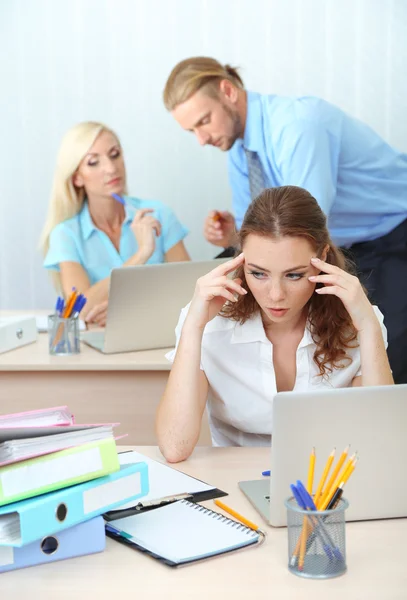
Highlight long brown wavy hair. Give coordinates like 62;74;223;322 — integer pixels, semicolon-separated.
222;186;359;377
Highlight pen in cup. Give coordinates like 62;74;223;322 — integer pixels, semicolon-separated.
295;480;344;562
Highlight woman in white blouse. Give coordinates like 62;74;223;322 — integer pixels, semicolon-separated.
157;186;393;462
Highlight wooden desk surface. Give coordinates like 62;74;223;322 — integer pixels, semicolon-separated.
0;310;171;371
1;446;405;600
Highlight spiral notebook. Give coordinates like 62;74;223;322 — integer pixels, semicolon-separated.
105;499;265;567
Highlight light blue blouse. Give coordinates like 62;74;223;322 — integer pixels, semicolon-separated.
44;197;188;285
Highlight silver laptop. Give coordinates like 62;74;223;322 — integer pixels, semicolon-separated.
239;384;407;526
81;259;226;354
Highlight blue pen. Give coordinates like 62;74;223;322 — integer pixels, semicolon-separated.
262;470;271;476
111;193;126;206
72;296;87;319
55;297;64;317
71;294;84;315
296;480;344;561
290;484;334;562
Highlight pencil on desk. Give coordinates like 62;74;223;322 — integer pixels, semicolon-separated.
214;499;260;532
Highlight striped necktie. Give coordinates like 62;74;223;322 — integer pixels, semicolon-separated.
244;148;266;200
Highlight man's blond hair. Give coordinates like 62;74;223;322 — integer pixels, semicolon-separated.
163;57;244;111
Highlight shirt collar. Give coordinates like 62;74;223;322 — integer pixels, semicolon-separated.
242;91;265;152
230;310;315;348
298;325;315;349
123;201;135;224
79;199;135;240
230;311;269;345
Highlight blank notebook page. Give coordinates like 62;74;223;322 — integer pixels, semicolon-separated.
110;499;260;564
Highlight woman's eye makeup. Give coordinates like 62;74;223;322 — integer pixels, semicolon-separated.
247;270;307;281
86;148;121;167
247;270;267;279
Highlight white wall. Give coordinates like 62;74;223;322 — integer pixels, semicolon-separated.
0;0;406;309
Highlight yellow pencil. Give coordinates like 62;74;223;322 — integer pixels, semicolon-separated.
319;453;357;511
307;447;316;494
341;457;358;485
214;499;260;531
324;457;358;510
313;448;335;504
316;445;349;509
299;447;316;571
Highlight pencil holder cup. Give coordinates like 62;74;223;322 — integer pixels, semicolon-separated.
285;496;348;579
48;315;80;356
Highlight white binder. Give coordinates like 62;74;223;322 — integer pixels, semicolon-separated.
0;316;37;354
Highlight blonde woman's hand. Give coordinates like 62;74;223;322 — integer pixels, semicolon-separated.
84;301;109;328
184;253;247;331
131;209;162;261
308;258;377;332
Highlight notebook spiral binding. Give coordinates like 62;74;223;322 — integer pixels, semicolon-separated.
184;500;258;537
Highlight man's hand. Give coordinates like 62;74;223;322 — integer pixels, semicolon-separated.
204;210;236;248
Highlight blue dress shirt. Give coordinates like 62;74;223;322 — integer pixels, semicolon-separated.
44;197;188;285
228;92;407;247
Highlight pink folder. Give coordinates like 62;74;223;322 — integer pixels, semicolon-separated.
0;424;123;467
0;406;75;428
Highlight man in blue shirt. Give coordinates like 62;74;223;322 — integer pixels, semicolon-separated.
164;56;407;383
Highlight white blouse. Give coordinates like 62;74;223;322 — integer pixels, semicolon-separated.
166;306;387;447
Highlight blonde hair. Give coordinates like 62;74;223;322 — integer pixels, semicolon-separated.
40;121;125;290
163;57;244;111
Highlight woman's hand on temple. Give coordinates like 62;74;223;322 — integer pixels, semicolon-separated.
185;253;247;331
309;258;377;332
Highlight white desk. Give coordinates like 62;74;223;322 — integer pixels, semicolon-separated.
0;446;405;599
0;311;210;445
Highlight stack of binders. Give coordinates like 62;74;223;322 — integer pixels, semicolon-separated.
0;406;149;573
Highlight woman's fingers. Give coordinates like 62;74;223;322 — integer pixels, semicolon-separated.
309;274;348;288
206;287;238;303
134;209;154;221
212;252;245;277
310;257;354;282
209;276;247;296
315;285;344;298
139;216;162;236
85;301;108;323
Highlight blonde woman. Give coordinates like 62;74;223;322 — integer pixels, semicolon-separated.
41;122;190;325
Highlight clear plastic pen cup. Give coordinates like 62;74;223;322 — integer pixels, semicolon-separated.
285;496;348;579
48;315;80;356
